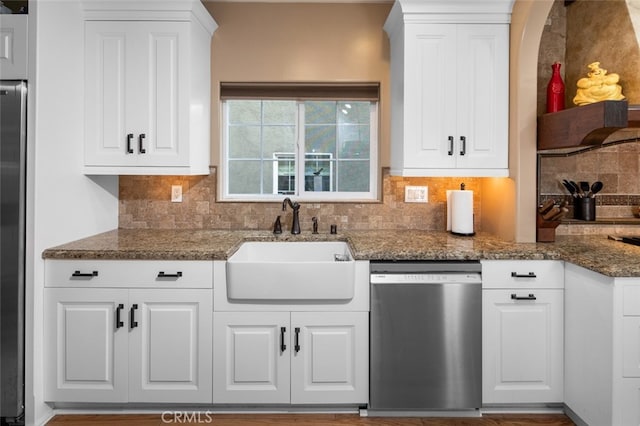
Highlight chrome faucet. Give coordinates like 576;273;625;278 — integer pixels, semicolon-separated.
282;197;301;235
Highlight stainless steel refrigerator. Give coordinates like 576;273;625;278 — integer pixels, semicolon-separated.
0;80;26;421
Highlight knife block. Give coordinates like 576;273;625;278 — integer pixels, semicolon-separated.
536;213;561;242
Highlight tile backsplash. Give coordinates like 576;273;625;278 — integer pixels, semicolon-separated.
539;141;640;218
119;168;482;232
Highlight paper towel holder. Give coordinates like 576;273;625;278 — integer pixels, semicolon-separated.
449;182;475;237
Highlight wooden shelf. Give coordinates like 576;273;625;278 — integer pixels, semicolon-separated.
537;100;628;150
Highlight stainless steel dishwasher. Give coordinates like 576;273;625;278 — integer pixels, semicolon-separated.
369;261;482;413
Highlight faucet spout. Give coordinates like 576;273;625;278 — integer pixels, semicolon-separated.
282;197;301;235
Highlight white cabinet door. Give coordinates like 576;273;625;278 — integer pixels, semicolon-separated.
455;24;509;171
213;312;290;404
129;289;212;403
482;289;564;403
403;24;457;170
44;288;128;402
290;312;368;405
84;21;138;168
84;21;192;170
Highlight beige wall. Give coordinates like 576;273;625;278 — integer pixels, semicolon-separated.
204;1;393;167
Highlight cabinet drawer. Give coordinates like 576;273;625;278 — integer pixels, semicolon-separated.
45;259;212;288
481;260;564;289
624;285;640;316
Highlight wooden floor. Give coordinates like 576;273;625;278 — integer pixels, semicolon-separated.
47;413;576;425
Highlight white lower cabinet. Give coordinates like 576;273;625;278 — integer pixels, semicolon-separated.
482;289;564;403
213;311;368;405
481;260;564;405
44;288;212;403
564;263;640;426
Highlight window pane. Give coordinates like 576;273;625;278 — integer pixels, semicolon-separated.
337;160;370;192
275;154;296;195
337;101;370;124
263;125;296;157
304;158;334;192
228;160;262;194
338;124;370;159
228;126;261;158
306;125;336;156
228;100;261;124
306;101;337;124
262;160;275;194
263;101;296;124
228;160;277;195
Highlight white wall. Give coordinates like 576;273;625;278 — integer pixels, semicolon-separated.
27;1;119;424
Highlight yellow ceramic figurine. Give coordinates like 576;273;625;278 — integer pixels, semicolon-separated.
573;61;625;106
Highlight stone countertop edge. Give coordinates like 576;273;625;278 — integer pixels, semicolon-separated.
41;229;640;278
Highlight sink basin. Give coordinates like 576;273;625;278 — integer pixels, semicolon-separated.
226;241;355;300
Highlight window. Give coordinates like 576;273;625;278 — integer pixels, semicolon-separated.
220;84;379;201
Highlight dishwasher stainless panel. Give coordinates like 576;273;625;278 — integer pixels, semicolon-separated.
369;261;482;411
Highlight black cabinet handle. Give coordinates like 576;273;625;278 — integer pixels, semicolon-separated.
511;293;537;301
447;136;454;156
139;133;146;154
71;270;98;278
130;304;138;329
511;272;537;278
280;327;287;352
116;304;124;329
294;327;301;353
126;133;134;154
460;136;466;156
157;271;182;278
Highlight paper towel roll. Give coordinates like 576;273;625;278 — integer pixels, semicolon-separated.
449;190;474;235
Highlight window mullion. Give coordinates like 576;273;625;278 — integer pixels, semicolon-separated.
259;101;265;195
223;101;231;197
335;102;340;193
297;101;305;197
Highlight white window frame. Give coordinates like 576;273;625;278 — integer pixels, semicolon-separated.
220;100;379;202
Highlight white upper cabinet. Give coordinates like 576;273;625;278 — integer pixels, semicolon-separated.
384;0;512;177
82;0;217;175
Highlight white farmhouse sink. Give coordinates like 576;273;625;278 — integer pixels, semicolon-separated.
226;241;355;300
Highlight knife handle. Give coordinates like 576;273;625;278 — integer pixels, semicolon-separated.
542;206;560;220
538;199;555;215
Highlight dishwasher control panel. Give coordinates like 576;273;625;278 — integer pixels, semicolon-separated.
370;272;482;284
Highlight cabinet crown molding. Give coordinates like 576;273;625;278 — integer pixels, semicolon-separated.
385;0;514;33
82;0;217;34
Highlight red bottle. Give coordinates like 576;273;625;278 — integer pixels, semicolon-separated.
546;62;565;113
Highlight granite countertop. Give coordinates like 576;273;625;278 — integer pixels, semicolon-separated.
42;228;640;278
